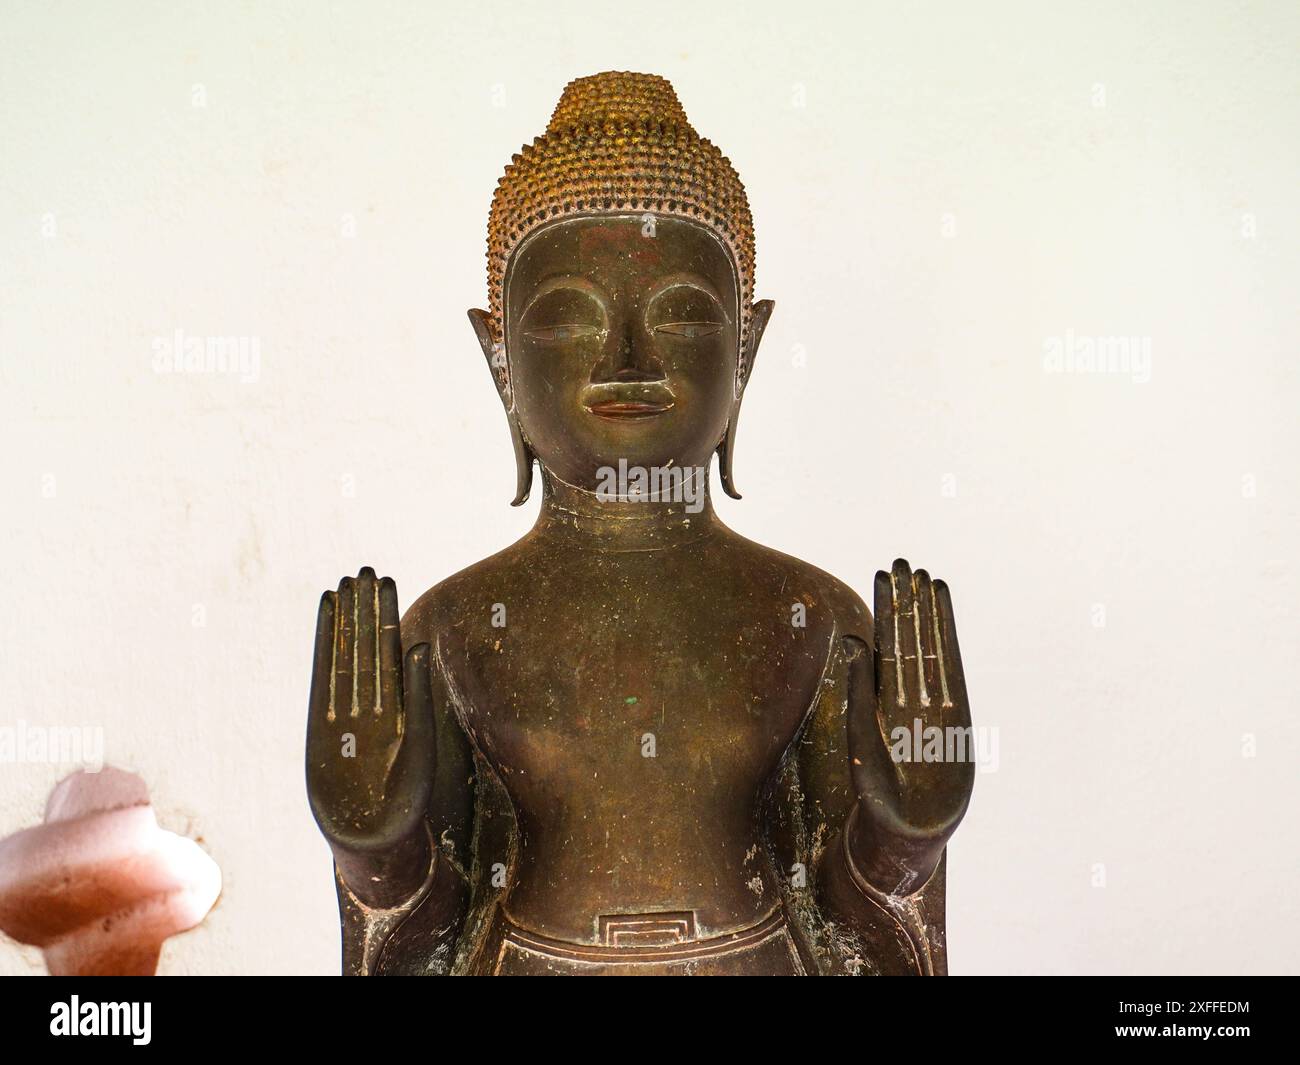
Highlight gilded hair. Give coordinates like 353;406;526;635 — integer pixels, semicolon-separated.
487;72;755;366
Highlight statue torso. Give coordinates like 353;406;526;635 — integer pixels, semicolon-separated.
408;522;855;972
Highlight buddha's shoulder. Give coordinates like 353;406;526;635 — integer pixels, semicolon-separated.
716;530;873;638
399;540;533;635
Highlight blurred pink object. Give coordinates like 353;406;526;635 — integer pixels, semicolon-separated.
0;768;220;975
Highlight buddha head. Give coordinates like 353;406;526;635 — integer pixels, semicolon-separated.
468;72;774;504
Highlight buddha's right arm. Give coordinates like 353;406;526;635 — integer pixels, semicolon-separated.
307;570;475;973
328;683;476;975
327;702;476;976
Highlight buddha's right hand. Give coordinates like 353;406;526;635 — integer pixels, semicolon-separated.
306;568;436;905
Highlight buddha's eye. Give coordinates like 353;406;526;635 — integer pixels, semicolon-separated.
653;322;723;338
524;324;603;342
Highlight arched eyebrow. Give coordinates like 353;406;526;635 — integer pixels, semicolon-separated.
646;275;730;322
519;276;607;320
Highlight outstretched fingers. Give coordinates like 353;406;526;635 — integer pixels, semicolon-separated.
355;567;378;717
934;579;971;730
890;559;921;722
873;569;899;712
844;634;897;810
335;576;357;718
309;591;336;724
378;577;402;718
401;643;437;771
914;569;941;712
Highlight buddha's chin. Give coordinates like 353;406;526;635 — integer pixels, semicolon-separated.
533;416;724;486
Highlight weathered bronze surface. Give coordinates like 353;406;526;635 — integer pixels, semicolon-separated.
306;72;974;975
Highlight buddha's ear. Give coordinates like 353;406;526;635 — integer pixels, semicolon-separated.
467;308;534;506
739;299;775;394
718;299;775;500
468;308;510;405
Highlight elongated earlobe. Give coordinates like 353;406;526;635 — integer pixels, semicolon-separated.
505;418;534;506
717;299;774;500
468;308;534;505
717;417;742;499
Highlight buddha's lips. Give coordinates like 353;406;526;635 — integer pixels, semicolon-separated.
585;399;674;419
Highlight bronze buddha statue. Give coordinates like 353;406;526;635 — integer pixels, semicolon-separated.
306;72;974;975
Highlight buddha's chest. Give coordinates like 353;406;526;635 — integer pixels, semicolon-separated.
437;567;833;804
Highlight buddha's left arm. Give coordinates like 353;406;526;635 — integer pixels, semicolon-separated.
772;561;972;975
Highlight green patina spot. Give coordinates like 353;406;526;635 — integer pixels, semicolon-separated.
625;696;638;705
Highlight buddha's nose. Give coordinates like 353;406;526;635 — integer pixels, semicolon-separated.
592;319;664;385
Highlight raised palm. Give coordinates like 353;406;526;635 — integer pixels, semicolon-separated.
845;558;974;894
306;567;435;855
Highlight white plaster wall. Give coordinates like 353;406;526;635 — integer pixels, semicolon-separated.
1;0;1296;974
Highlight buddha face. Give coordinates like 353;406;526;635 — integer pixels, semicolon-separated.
498;215;743;493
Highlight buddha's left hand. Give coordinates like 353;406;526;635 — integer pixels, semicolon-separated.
843;558;974;897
